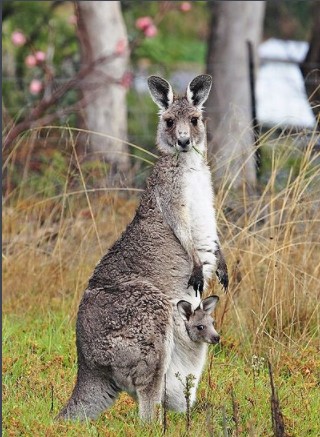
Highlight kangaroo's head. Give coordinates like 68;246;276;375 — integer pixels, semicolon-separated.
147;75;212;155
177;295;220;344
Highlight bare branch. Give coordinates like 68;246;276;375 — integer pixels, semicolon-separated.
3;53;120;150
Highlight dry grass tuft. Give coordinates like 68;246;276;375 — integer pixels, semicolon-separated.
211;134;320;359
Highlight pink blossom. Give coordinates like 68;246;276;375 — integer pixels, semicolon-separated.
68;14;77;25
25;54;37;68
115;39;127;55
135;16;153;31
144;24;158;38
29;79;43;95
35;51;46;62
180;2;192;12
120;72;133;90
11;31;26;47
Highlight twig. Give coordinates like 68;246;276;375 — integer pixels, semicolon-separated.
3;54;118;149
162;374;167;434
50;383;54;414
268;359;286;437
221;405;228;437
231;389;240;437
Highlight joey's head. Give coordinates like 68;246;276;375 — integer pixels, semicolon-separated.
177;296;220;344
147;75;212;155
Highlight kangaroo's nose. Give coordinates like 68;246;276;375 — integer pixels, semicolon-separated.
177;138;191;148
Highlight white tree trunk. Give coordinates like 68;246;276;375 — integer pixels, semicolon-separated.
77;1;130;181
206;1;266;191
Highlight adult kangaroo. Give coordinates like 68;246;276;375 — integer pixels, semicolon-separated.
57;75;228;422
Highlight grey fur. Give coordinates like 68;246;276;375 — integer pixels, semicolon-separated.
57;75;228;422
57;283;172;422
177;295;220;344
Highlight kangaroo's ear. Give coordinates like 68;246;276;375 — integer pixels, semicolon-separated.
148;76;174;111
186;74;212;108
177;300;193;321
200;295;219;313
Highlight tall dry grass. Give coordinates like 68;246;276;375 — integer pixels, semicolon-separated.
213;128;320;361
3;126;320;362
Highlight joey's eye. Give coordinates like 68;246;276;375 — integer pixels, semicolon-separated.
166;119;174;128
197;325;204;331
191;117;198;126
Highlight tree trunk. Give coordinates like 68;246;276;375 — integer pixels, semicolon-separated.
76;1;130;183
206;1;266;192
300;2;320;127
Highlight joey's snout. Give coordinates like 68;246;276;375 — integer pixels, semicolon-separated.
210;334;220;344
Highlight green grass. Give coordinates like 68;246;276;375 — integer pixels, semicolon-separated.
3;306;320;436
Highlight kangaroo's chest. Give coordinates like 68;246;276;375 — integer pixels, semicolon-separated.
184;165;218;278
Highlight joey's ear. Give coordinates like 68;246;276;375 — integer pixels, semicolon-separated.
177;300;193;321
199;295;219;313
186;74;212;108
148;76;174;111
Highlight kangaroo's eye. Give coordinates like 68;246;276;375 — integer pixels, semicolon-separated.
191;117;198;126
197;325;204;331
166;118;174;128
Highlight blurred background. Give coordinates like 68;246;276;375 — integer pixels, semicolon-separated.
2;0;320;192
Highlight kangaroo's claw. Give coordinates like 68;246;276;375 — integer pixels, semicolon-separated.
188;265;204;296
216;268;229;292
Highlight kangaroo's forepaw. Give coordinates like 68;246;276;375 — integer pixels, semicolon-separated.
188;265;204;296
216;268;229;292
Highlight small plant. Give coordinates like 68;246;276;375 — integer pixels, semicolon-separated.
231;389;240;437
251;355;266;387
175;372;196;434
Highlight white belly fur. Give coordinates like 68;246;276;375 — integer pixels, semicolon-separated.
185;162;218;283
165;313;208;412
164;155;218;412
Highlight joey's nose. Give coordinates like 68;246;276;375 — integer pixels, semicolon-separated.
212;335;220;344
177;138;191;148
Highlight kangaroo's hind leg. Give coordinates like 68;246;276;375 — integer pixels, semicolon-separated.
124;281;174;422
56;363;119;421
136;365;166;422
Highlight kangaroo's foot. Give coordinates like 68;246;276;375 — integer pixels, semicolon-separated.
56;368;119;421
137;384;163;422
